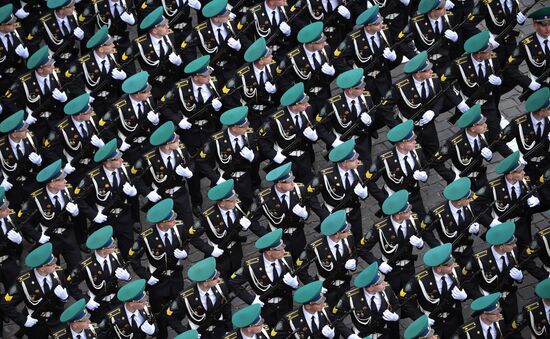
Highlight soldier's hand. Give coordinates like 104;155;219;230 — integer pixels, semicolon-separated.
147;111;160;125
321;63;335;76
331;138;344;148
211;245;224;257
7;229;23;244
303;126;318;141
382;309;399;321
337;5;351;19
345;259;357;270
178;117;193;130
212;98;223;111
122;183;138;197
379;262;392;274
188;0;202;10
73;27;85;40
445;0;455;9
146;190;162;202
444;30;459;42
66;202;79;216
273;152;287;164
382;48;397;62
15;44;29;59
413;170;428;182
488;75;502;86
169;52;183;66
176;165;193;178
321;325;335;338
264;81;277;94
15;7;30;19
283;272;299;288
93;212;108;224
360;113;372;126
279;22;291;36
147;276;159;285
140;320;156;335
527;196;540;208
240;147;255;162
253;295;265;306
419;110;435;126
428;317;435;326
457;101;470;113
115;267;131;281
292;204;308;219
28;152;43;166
489;35;500;49
120;12;136;25
227;37;242;51
52;88;68;102
409;235;424;249
25;113;37;125
174;248;188;260
353;184;369;199
451;286;467;301
64;162;76;174
0;178;13;191
468;222;480;234
516;12;526;24
239;216;251;230
38;232;50;244
54;285;69;300
489;218;500;228
24;315;38;328
111;69;127;81
528;80;541;91
86;297;100;310
90;135;105;148
348;335;361;339
509;267;523;282
480;147;493;161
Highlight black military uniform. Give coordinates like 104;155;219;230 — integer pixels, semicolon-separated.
522;298;550;338
0;21;32;91
135;0;191;38
37;10;83;68
271;304;334;338
51;323;100;338
508;32;550;93
105;303;158;339
85;0;136;52
300;0;354;47
531;226;550;281
454;314;508;339
225;325;271;339
0;211;25;301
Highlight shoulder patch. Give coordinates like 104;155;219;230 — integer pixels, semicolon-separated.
375;219;388;230
237;66;250;77
416;270;428;280
456;56;468;65
489;179;501;187
287;48;300;58
475;250;487;259
396;79;410;88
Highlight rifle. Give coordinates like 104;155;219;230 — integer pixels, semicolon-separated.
518;66;550;101
397;144;450;190
196;293;239;332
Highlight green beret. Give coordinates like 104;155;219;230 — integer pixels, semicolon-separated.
175;330;199;339
528;7;550;23
404;315;431;339
220;106;249;126
207;179;236;201
60;299;89;323
27;45;51;70
495;151;523;174
255;229;284;250
354;262;381;289
202;0;230;18
147;198;176;223
232;304;262;329
328;139;358;162
320;210;348;235
64;93;91;116
294;280;325;304
47;0;74;10
265;163;294;182
280;82;307;106
86;25;113;50
387;120;415;143
150;121;178;146
297;21;325;44
86;225;114;250
244;38;270;63
525;87;550;113
185;55;212;75
36;159;65;183
122;71;150;94
418;0;445;14
471;292;501;312
356;5;382;26
139;6;167;30
443;177;471;201
0;187;8;209
404;51;432;74
94;139;121;163
0;4;15;24
457;104;486;128
486;221;516;245
464;31;491;53
336;68;365;89
0;110;27;133
423;243;453;267
188;257;217;282
25;242;54;268
117;279;146;302
382;190;409;215
535;277;550;299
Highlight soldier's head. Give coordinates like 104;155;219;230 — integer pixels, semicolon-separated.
233;304;265;336
294;281;326;313
122;71;152;101
257;229;287;261
425;243;458;275
535;278;550;306
495;152;525;183
140;7;169;38
336;68;366;100
281;82;310;112
27;45;56;76
530;7;550;38
457;104;488;136
60;299;92;333
298;22;327;52
208;179;238;210
203;0;231;25
487;222;517;254
221;107;250;137
471;293;502;325
0;4;17;33
48;0;76;17
525;87;550;120
465;31;493;62
185;55;213;85
388;120;417;153
36;159;68;192
147;199;178;232
418;0;447;20
321;210;352;242
383;190;413;223
404;315;438;339
26;242;57;276
189;257;221;289
87;226;117;257
266;0;287;9
357;5;383;35
95;139;124;170
86;26;115;56
0;110;28;142
64;93;93;123
267;163;296;193
117;279;149;312
444;177;473;208
245;38;273;68
354;261;388;294
151;121;181;154
0;188;10;219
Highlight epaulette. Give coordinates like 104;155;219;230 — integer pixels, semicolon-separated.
176;79;188;88
295;182;304;188
513;115;527;124
350;29;362;40
524;176;531;183
456;56;468;65
40;13;52;22
246;128;254;134
79;54;90;64
203;206;215;216
88;168;100;178
212;131;225;140
0;137;5;147
259;188;271;197
144;149;156;160
56;265;63;271
539;226;550;237
287;48;300;58
489;179;501;187
321;166;334;175
525;301;540;312
380;150;394;160
491;52;497;58
521;36;533;45
237;66;250;77
15;22;21;28
19;73;31;83
18;272;30;282
463;321;476;332
285;310;299;320
114;99;127;109
482;0;492;4
81;257;93;268
246;257;259;265
57;118;69;129
345;287;360;297
311;238;323;248
52;329;67;338
181;288;195;298
416;270;428;280
250;4;262;12
475;250;487;259
363;90;371;96
225;332;237;339
31;188;43;198
107;308;121;318
196;22;207;31
431;73;439;79
272;109;286;120
432;203;446;215
134;35;148;44
451;134;463;145
412;15;424;22
329;95;341;104
396;79;409;88
141;227;153;237
375;219;388;230
414;144;422;150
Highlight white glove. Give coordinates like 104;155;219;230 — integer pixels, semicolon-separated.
279;22;291;36
348;335;362;339
25;113;37;125
146;190;162;202
516;12;526;25
354;184;369;199
28;152;43;166
488;74;502;86
337;5;351;19
63;162;76;174
24;315;38;328
468;222;480;234
73;27;84;40
239;216;251;230
38;233;50;244
413;170;428;182
399;0;410;4
252;295;265;306
65;202;79;216
140;321;156;335
481;147;493;161
345;259;357;270
147;111;160;125
120;11;136;25
227;37;242;51
0;178;12;191
489;218;500;228
86;297;100;310
322;325;335;339
240;146;255;162
382;309;400;321
457;101;470;113
451;286;467;301
15;7;30;19
93;212;108;224
88;95;95;103
212;98;222;111
90;135;105;148
283;272;299;288
292;204;308;219
273;152;286;164
489;35;500;49
115;267;131;281
7;229;22;244
360;113;372;126
445;0;455;9
188;0;201;10
122;183;137;197
216;176;226;185
15;44;29;59
519;155;528;165
409;235;424;248
147;276;159;285
321;63;335;76
178;117;193;130
331;138;344;148
176;165;193;178
264;81;277;94
211;244;224;257
382;47;397;62
548;133;550;141
527;196;540;207
303;126;318;141
168;52;183;66
52;88;68;102
528;80;541;91
111;68;127;80
444;30;459;42
379;262;393;274
174;248;188;259
419;110;435;126
54;285;69;300
428;317;435;326
509;267;523;282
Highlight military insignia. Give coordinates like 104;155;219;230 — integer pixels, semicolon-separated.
3;293;12;301
259;128;266;137
99;119;106;126
166;307;173;316
399;289;406;297
440;74;447;82
141;2;147;9
200;151;207;159
79;14;85;22
334;49;341;57
222;86;230;94
65;70;72;78
74;186;81;195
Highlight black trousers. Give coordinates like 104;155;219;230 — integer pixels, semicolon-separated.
282;228;307;261
288;152;315;185
147;275;184;339
51;228;82;272
415;122;440;160
385;263;415;303
432;307;464;339
324;280;350;309
92;209;135;261
261;295;293;328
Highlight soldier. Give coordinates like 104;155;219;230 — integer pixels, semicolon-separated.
225;304;271;338
164;257;232;338
0;243;70;338
271;280;337;339
0;4;31;91
522;277;550;338
134;0;194;39
529;224;550;281
104;279;157;338
332;262;401;339
454;293;507;339
128;199;190;338
299;0;354;48
67;226;131;323
228;229;301;327
51;298;99;338
404;315;438;339
360;190;425;295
